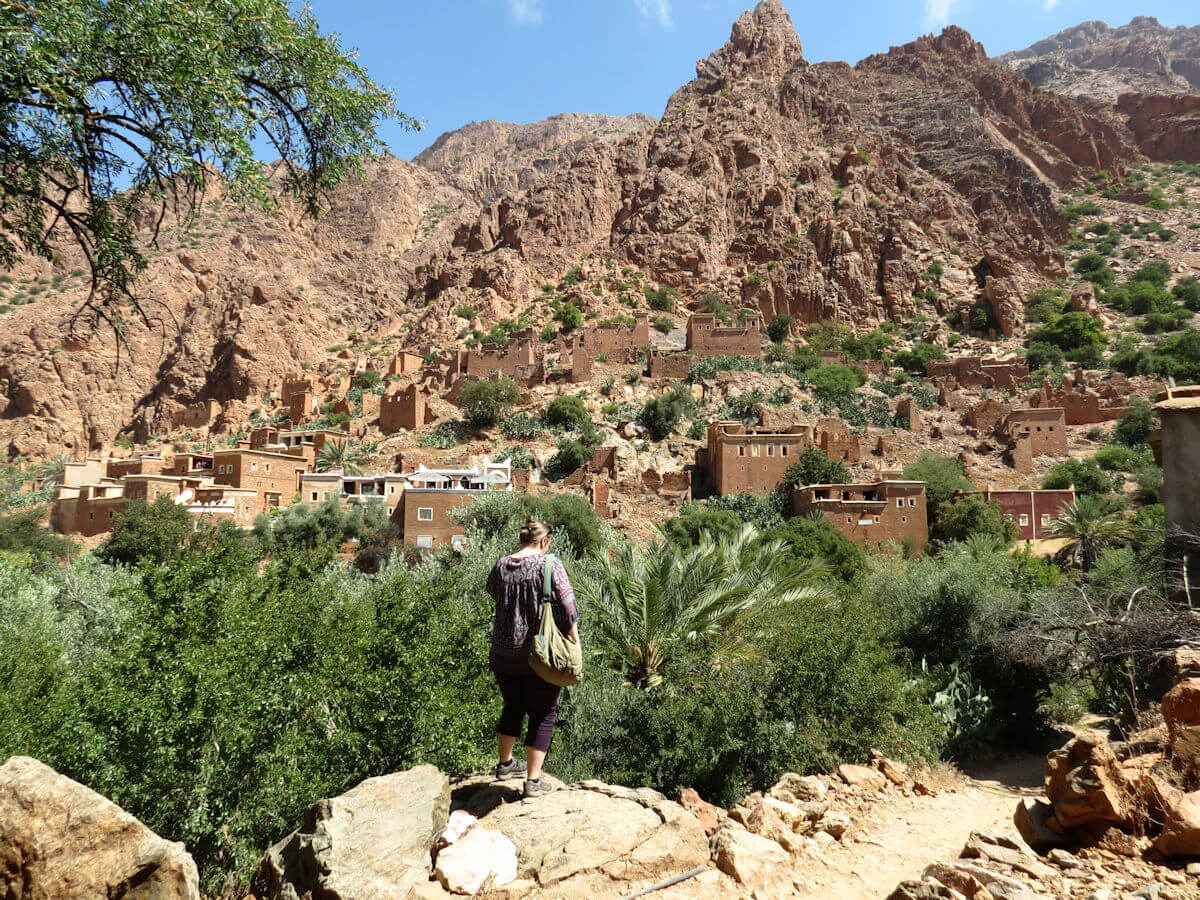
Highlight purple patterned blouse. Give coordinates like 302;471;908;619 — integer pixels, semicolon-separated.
486;554;578;665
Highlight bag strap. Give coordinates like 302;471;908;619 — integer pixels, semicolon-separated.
542;553;556;603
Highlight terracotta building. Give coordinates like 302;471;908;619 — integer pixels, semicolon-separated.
702;421;810;496
925;356;1029;392
106;455;169;480
399;459;513;549
50;481;126;536
686;314;762;357
380;383;440;434
962;487;1076;542
212;449;309;510
1154;385;1200;587
793;480;929;552
1001;408;1068;473
646;349;693;379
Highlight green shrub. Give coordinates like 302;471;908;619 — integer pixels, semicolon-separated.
500;412;544;440
783;446;849;487
1031;311;1105;354
492;445;534;470
545;437;590;481
764;515;865;584
1042;458;1120;498
352;369;382;390
806;364;866;403
766;314;794;343
454;305;477;319
637;386;694;440
1113;399;1159;447
420;421;466;449
892;342;946;375
0;509;74;561
554;302;583;332
651;315;674;334
933;495;1017;546
902;452;973;526
543;394;591;430
455;489;603;556
841;328;893;360
457;377;521;428
97;496;195;566
1093;445;1138;471
644;285;677;312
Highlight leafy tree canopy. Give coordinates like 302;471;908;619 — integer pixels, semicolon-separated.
97;495;194;566
902;452;973;524
783;446;849;487
458;377;521;428
0;0;410;331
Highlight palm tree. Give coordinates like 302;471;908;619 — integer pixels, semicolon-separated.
576;525;834;689
1048;496;1133;572
315;440;363;476
36;454;73;485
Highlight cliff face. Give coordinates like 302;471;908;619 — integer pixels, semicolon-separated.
997;16;1200;101
0;1;1155;458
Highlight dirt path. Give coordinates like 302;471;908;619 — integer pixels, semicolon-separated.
654;755;1044;900
789;756;1043;898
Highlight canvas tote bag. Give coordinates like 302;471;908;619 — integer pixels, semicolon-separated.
528;553;583;687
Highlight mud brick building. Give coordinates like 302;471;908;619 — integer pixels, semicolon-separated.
686;314;762;357
380;383;441;434
172;399;220;430
1001;408;1068;473
1154;386;1200;588
212;449;309;510
282;377;317;423
106;455;169;480
646;349;693;379
51;481;127;536
793;480;928;552
1027;370;1135;425
962;486;1076;542
581;314;650;363
299;471;408;518
926;356;1029;392
399;459;513;549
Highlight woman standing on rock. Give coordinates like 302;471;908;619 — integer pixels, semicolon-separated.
485;519;579;798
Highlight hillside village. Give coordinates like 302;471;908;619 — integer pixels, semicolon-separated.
6;1;1200;899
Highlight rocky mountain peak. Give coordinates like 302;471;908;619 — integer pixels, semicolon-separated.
693;0;804;89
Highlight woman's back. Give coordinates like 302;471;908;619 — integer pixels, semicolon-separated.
486;553;576;665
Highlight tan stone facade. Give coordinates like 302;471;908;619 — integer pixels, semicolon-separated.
926;356;1029;392
212;449;309;509
793;481;928;552
702;421;858;496
686;314;762;357
1001;408;1068;473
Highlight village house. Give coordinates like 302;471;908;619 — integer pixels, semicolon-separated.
1001;407;1068;473
380;383;441;434
961;486;1076;542
700;419;862;496
399;458;513;549
211;448;310;511
1027;370;1135;425
793;480;929;552
686;313;762;357
299;471;408;517
1153;385;1200;588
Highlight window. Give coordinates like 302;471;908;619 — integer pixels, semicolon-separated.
251;462;258;472
751;445;760;457
737;446;745;457
417;507;434;522
311;492;318;501
89;511;94;520
781;445;788;456
265;464;270;473
1040;515;1050;526
901;516;907;523
389;485;396;495
909;498;916;507
846;516;852;524
416;535;433;549
896;498;904;508
1019;514;1029;526
766;445;773;456
451;535;467;550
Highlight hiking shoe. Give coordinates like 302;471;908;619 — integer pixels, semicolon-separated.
523;777;554;799
495;758;527;780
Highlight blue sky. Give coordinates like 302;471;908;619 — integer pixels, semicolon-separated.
305;1;1199;160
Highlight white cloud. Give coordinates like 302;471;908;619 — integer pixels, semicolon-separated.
1043;0;1061;9
507;0;543;24
634;0;673;29
924;0;958;27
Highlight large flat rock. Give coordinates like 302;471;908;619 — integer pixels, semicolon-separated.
0;755;200;900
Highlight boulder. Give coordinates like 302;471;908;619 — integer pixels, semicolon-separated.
839;763;887;791
0;756;200;900
814;809;853;840
434;826;519;895
1162;677;1200;768
254;764;450;900
886;880;961;900
710;821;790;890
480;780;708;889
679;787;726;835
1044;736;1134;831
1013;797;1065;849
1152;788;1200;857
772;772;828;802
